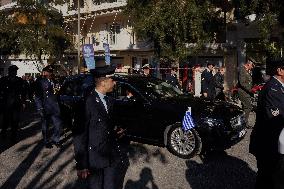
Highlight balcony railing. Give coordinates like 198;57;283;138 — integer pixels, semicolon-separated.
58;0;126;16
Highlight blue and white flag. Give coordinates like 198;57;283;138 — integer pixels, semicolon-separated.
182;107;195;131
103;43;111;65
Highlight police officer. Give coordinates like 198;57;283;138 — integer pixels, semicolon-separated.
141;64;151;77
0;65;26;139
249;58;284;189
201;62;215;99
166;67;181;88
34;65;62;148
74;66;129;189
238;57;255;126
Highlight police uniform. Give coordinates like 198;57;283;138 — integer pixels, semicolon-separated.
73;66;129;189
201;68;215;99
0;65;26;138
249;58;284;189
141;64;151;77
238;64;253;124
34;66;62;147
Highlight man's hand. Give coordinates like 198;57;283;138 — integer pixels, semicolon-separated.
77;169;90;179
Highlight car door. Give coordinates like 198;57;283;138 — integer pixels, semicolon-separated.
112;82;153;140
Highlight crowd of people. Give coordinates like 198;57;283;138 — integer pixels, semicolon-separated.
0;57;284;189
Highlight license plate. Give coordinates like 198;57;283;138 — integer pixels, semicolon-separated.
239;129;246;138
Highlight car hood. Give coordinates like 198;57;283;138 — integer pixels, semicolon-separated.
153;95;243;121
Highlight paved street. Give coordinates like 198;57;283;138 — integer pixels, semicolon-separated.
0;113;257;189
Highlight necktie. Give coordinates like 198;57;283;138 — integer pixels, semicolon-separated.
104;96;110;112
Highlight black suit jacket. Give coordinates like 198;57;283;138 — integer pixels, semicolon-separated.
73;90;120;170
165;74;180;88
201;69;215;98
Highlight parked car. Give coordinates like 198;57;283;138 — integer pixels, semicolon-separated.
58;74;246;159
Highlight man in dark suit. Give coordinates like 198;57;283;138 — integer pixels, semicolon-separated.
250;58;284;189
74;66;129;189
0;65;26;139
166;67;181;89
34;65;62;148
201;62;215;99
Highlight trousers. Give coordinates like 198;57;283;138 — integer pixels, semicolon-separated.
87;161;128;189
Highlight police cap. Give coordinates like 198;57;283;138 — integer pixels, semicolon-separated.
90;65;116;78
8;65;19;71
247;56;258;64
142;64;150;69
42;65;54;73
266;57;284;75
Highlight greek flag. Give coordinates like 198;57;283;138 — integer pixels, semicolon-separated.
182;107;195;131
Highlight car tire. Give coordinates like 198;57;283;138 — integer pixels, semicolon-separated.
166;123;202;159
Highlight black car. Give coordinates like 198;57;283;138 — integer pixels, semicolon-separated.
58;74;246;159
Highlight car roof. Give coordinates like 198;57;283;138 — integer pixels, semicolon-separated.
63;73;162;90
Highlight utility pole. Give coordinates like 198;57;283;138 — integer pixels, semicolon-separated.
77;0;81;74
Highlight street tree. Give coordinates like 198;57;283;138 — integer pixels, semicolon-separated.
232;0;284;57
0;0;72;70
124;0;227;65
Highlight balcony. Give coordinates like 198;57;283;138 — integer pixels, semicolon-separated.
55;0;126;17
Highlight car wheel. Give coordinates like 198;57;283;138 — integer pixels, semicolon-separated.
166;124;202;159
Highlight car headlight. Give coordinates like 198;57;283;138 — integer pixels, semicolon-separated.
201;118;223;127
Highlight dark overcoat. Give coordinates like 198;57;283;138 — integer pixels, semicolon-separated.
250;77;284;158
73;90;123;170
34;77;61;116
250;77;284;189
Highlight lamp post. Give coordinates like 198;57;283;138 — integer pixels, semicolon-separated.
77;0;81;74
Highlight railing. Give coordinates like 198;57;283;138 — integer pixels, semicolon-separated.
62;0;126;16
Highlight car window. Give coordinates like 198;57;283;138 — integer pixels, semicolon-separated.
61;79;83;96
145;80;183;98
112;82;140;100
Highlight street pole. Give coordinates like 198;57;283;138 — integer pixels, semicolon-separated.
77;0;81;74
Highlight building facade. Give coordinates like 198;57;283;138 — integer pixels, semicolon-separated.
55;0;154;73
0;0;277;90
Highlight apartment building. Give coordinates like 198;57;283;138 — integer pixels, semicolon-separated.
55;0;154;72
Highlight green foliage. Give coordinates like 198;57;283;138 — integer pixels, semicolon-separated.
0;0;71;67
234;0;284;57
124;0;226;63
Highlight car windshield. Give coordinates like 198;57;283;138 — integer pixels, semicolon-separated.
144;80;183;98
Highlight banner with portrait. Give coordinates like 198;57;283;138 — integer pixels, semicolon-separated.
103;43;111;65
82;44;95;70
